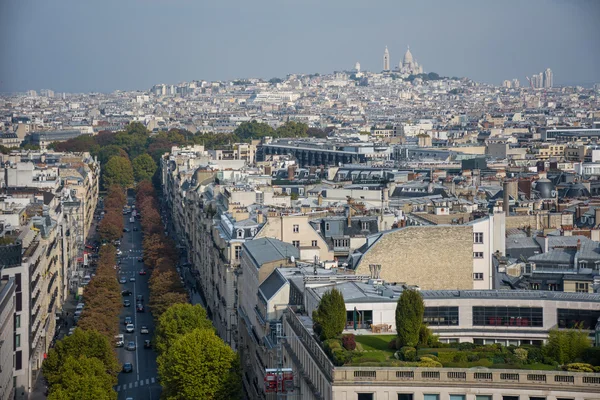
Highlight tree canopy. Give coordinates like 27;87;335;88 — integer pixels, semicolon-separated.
157;328;240;400
46;355;117;400
132;153;157;183
312;288;346;340
155;303;214;355
395;289;424;348
102;156;134;189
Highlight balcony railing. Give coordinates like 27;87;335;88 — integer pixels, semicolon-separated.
331;367;600;390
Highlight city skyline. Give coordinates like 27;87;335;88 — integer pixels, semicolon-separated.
1;0;599;93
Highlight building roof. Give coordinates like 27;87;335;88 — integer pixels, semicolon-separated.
243;237;299;268
259;269;288;301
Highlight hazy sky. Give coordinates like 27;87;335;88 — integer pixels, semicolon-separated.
1;0;599;93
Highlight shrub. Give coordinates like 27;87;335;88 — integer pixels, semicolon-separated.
388;338;398;350
342;334;356;351
594;366;600;373
467;353;480;362
418;356;443;368
514;348;528;363
453;352;468;363
526;346;543;363
562;363;594;372
323;339;342;357
331;349;351;366
457;342;475;351
400;347;417;362
420;354;439;362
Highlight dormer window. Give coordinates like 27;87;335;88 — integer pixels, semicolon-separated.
579;260;588;268
362;221;369;231
237;229;244;239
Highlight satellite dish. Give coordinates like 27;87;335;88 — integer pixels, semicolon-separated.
550;190;557;197
290;256;295;263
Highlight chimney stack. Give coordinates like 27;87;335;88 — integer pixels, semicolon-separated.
256;211;264;224
503;180;510;215
287;165;295;181
264;165;272;176
317;193;323;206
595;207;600;227
577;238;581;251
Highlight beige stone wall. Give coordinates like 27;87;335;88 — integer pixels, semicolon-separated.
505;213;567;230
355;226;474;290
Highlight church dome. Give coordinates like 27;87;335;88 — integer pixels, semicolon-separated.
403;48;414;65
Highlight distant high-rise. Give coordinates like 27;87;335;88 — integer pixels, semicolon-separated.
383;46;390;71
512;79;520;88
544;68;553;88
354;62;361;73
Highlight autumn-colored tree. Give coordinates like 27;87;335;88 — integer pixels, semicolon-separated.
98;211;123;243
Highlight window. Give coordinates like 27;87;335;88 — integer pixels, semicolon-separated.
325;222;330;231
576;282;589;293
16;292;22;312
530;397;546;400
475;396;492;400
423;307;459;326
293;224;299;233
473;232;484;243
472;306;543;327
362;221;369;230
15;314;20;329
236;229;244;239
424;395;439;400
15;351;22;370
398;395;413;400
579;261;587;268
502;397;519;400
450;396;465;400
473;273;484;280
311;240;318;247
234;246;242;260
557;308;600;329
15;334;20;349
358;394;374;400
473;252;484;259
292;241;300;248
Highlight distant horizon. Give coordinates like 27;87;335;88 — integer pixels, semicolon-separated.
1;0;598;93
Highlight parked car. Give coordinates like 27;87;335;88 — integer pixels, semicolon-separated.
122;363;133;373
133;227;138;231
140;326;149;334
123;228;130;233
144;339;151;349
124;316;132;325
121;290;131;296
123;300;131;307
68;327;76;336
126;324;134;333
137;257;143;263
126;341;136;351
119;277;127;284
136;295;144;302
115;334;124;347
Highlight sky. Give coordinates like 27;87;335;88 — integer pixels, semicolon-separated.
0;0;599;93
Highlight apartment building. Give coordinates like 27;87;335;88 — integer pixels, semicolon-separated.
346;216;501;290
0;273;16;400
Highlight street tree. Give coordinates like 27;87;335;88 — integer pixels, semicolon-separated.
132;153;157;183
47;355;117;400
155;304;214;355
157;328;239;400
395;289;424;348
312;288;346;340
102;156;134;189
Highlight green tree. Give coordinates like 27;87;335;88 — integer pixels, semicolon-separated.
275;121;308;138
157;328;239;400
155;303;214;355
312;288;346;340
395;289;424;348
103;156;134;189
96;145;129;167
43;329;120;384
46;355;117;400
233;120;274;140
132;153;157;183
544;327;591;364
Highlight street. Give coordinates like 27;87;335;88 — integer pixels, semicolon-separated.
114;197;160;400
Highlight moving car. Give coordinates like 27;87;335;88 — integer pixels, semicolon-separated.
68;327;76;336
136;304;144;313
133;227;138;231
121;290;131;296
129;277;135;282
144;339;151;349
122;363;133;373
136;295;144;302
124;316;132;325
123;228;130;232
126;323;134;333
115;334;124;347
137;257;143;263
123;300;131;307
140;326;149;334
126;341;136;351
139;269;146;275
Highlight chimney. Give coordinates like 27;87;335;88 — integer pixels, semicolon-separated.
256;211;264;224
595;207;600;227
577;238;581;251
503;180;510;215
347;206;352;228
317;193;323;206
287;165;295;180
264;165;272;176
543;236;549;253
427;181;434;193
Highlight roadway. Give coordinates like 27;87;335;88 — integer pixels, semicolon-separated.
114;197;160;400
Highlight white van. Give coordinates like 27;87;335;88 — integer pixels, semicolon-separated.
115;334;124;347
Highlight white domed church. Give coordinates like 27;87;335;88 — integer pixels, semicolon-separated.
398;46;423;75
